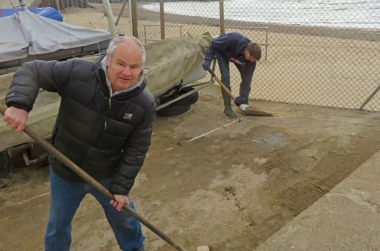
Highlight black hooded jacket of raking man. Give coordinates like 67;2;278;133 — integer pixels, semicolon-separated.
5;56;156;195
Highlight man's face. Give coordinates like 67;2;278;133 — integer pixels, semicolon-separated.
244;50;257;62
106;43;143;92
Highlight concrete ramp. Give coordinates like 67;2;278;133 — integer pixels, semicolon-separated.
255;150;380;251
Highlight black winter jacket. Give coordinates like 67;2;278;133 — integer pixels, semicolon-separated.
5;56;156;195
204;32;256;87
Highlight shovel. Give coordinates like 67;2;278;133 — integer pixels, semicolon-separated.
0;104;212;251
207;69;273;116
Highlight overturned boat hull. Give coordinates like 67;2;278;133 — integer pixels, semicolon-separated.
0;8;113;69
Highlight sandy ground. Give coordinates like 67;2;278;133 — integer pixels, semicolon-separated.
1;87;380;250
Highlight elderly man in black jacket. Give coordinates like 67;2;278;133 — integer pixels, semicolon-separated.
3;36;155;251
202;32;261;118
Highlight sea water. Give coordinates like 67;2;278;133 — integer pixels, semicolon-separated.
143;0;380;29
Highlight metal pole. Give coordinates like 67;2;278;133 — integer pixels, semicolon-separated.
54;0;61;12
103;0;118;38
116;0;128;27
219;0;225;35
129;0;139;38
265;28;268;60
160;0;165;40
144;25;147;44
359;84;380;111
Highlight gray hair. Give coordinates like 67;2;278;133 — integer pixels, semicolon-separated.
106;36;146;66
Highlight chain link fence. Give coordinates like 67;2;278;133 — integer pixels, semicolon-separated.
18;0;380;111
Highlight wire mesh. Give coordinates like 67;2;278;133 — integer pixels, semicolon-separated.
17;0;380;112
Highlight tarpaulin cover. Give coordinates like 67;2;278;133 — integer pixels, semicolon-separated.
0;7;63;21
144;33;212;97
0;8;112;65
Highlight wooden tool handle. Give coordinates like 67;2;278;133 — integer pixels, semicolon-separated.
0;104;188;251
207;69;235;100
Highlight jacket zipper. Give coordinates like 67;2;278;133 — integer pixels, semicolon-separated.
104;98;111;131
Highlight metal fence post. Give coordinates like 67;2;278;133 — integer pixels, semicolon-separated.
116;0;128;26
129;0;139;38
103;0;118;38
219;0;225;35
160;0;165;40
359;84;380;111
54;0;60;11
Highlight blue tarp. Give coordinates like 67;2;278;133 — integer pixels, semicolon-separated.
0;7;63;22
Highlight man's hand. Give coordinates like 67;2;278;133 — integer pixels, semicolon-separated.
3;107;28;132
110;194;130;211
202;61;211;71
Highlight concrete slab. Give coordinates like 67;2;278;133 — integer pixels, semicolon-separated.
255;149;380;251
